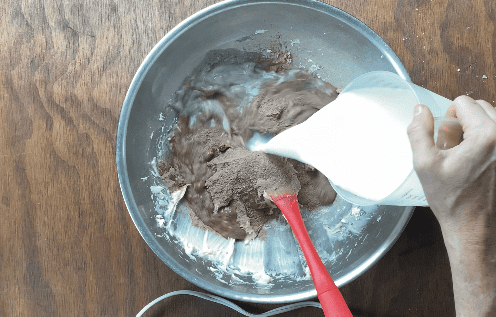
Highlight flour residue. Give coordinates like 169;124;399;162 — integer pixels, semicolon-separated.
150;182;377;286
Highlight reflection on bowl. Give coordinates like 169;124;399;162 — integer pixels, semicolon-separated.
116;0;414;304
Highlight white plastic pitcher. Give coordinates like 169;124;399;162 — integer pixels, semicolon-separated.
258;71;461;206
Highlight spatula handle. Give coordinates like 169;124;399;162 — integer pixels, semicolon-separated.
271;195;352;317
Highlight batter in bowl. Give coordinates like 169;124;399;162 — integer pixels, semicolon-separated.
158;48;338;240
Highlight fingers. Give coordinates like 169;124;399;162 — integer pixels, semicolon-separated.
436;119;463;150
475;99;496;122
445;96;493;128
407;104;439;169
445;96;496;165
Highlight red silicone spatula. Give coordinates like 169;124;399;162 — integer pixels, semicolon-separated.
268;192;353;317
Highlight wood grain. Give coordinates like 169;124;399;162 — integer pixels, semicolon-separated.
0;0;494;316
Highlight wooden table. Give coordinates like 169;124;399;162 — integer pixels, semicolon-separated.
1;0;494;316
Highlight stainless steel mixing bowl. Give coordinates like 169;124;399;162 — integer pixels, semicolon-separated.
116;0;414;304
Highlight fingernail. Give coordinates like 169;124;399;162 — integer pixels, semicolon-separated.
414;104;423;116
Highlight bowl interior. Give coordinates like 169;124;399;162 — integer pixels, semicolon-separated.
117;0;413;304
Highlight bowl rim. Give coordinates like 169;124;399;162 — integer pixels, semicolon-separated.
116;0;414;304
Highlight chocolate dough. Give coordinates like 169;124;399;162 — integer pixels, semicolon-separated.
159;49;338;240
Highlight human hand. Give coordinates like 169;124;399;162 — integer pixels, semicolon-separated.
407;95;496;317
407;95;496;234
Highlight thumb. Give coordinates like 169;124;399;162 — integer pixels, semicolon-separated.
407;104;438;170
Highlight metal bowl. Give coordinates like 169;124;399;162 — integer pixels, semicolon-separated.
116;0;414;304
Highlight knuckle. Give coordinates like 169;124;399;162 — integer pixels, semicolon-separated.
454;95;475;105
476;99;495;108
406;120;420;137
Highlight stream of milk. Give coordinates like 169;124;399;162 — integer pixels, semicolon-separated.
256;87;416;203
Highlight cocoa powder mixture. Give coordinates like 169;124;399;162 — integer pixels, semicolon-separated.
158;49;339;240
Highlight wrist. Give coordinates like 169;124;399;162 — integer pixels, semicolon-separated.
439;219;496;317
436;203;495;251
